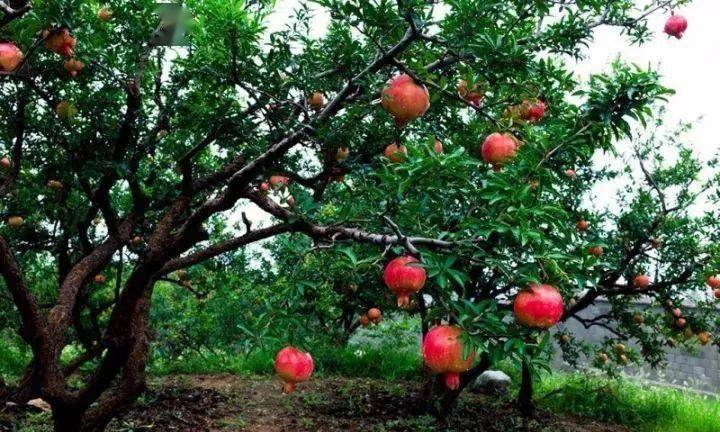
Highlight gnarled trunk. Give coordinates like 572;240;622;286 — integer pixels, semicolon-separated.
422;354;491;416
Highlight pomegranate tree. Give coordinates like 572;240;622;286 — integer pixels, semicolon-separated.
274;346;314;394
423;325;476;390
384;255;426;307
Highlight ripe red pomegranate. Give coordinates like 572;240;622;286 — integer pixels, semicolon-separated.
63;58;84;77
672;308;682;319
308;92;325;111
384;255;426;308
707;275;720;289
677;318;687;329
634;274;651;289
0;42;23;72
259;182;270;193
664;13;688;39
433;138;444;153
422;325;476;390
524;99;547;123
381;74;430;125
565;169;576;179
336;147;350;162
94;274;106;284
269;175;290;189
588;246;603;257
384;142;408;163
45;28;76;57
274;346;314;394
367;308;382;323
359;314;370;327
576;219;590;232
98;7;113;22
1;156;11;171
514;284;564;329
480;133;518;169
457;80;484;106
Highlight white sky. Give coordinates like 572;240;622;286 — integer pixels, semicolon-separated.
234;1;719;243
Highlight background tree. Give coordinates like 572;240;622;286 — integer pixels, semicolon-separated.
0;0;716;431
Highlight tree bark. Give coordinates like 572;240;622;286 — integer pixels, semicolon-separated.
423;354;491;416
518;359;534;417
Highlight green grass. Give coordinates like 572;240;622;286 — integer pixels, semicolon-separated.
535;371;720;432
149;344;423;380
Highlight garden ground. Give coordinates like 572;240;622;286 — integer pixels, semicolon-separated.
2;375;628;432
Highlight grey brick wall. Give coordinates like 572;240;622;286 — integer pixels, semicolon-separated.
554;299;720;394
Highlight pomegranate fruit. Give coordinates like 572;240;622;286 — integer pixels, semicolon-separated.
457;80;484;106
433;138;443;153
565;169;576;179
94;274;106;284
367;308;382;323
381;74;430;125
47;180;63;190
98;7;113;22
664;13;688;39
63;58;84;77
676;318;686;329
259;182;270;193
619;354;628;365
633;314;644;325
56;101;77;120
269;175;290;190
514;284;564;329
384;142;408;163
480;133;518;169
524;99;547;123
707;275;720;289
614;343;626;354
335;147;350;162
634;274;651;289
131;236;143;247
422;325;476;390
45;28;76;57
1;156;11;171
576;219;590;232
7;216;24;228
698;331;711;346
598;352;609;364
588;246;603;257
672;308;682;319
383;255;426;308
359;314;370;327
0;42;23;72
274;346;314;394
308;92;325;111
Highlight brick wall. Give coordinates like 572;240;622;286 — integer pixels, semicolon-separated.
555;299;720;394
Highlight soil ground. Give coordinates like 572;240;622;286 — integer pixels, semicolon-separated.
2;375;628;431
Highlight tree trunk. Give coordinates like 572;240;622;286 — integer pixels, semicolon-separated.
422;354;491;416
518;359;534;417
